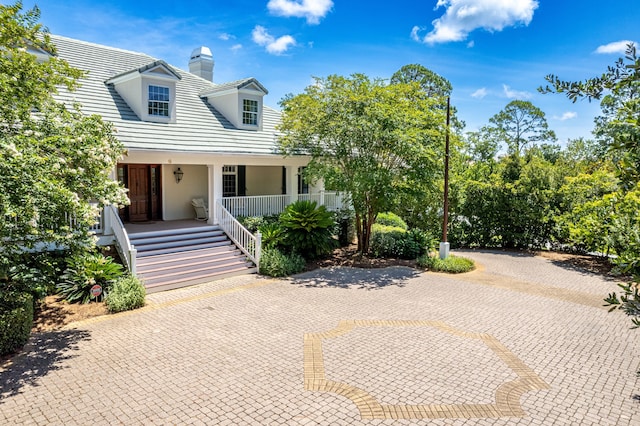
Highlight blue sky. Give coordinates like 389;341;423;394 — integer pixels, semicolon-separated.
13;0;639;144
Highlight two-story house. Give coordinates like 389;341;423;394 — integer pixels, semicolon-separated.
44;35;344;292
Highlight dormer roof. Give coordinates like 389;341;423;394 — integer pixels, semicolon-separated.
200;78;268;97
105;60;182;85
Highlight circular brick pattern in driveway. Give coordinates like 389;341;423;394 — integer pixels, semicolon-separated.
304;320;549;420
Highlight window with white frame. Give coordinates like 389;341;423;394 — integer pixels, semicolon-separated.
222;165;237;197
242;99;258;125
148;85;170;117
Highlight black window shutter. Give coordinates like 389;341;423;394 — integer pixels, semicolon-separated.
238;165;246;196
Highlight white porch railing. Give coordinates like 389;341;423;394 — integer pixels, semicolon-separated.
221;191;346;218
215;201;261;271
104;204;137;274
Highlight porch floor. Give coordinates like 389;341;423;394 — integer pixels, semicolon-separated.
124;219;212;235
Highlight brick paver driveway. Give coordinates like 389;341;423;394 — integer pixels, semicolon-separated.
1;250;639;425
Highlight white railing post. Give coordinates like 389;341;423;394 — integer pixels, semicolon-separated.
255;231;262;274
105;204;136;275
130;247;137;275
215;200;259;269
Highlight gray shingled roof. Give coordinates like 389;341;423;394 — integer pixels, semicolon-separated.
51;35;282;155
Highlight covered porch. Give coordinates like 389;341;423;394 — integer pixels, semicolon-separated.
115;150;321;225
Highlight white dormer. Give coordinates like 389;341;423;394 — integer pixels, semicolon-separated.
200;78;268;131
105;60;181;123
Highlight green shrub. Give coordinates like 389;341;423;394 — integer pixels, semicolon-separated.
375;212;408;230
417;254;475;273
105;275;146;313
239;215;280;233
280;200;337;258
0;292;34;356
58;253;124;304
3;251;67;301
259;248;306;277
401;228;432;259
370;224;407;258
258;222;286;250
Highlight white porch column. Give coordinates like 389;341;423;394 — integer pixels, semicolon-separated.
285;165;299;204
208;164;223;224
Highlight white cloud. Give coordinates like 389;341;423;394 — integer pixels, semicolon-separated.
471;87;487;98
410;26;423;42
467;40;475;48
252;25;296;55
231;44;243;52
503;84;532;99
417;0;539;44
219;33;234;41
553;111;577;121
267;0;333;25
595;40;637;54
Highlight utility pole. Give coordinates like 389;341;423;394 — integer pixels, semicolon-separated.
439;97;451;260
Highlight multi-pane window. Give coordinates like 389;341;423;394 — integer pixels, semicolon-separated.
222;165;237;197
242;99;258;125
148;85;170;117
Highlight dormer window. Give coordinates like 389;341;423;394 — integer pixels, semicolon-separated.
148;85;170;117
242;99;258;126
200;78;268;131
105;60;181;124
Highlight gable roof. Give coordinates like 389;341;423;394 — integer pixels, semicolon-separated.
200;78;268;97
104;60;182;85
50;35;282;156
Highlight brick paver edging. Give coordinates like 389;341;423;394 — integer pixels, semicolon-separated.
304;319;550;420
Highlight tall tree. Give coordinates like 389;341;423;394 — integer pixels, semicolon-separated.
278;73;445;253
391;64;464;132
0;2;128;274
487;100;556;156
390;64;452;98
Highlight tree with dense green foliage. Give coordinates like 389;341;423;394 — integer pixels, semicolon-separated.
278;73;446;254
541;43;639;188
0;1;128;280
390;63;452;98
541;43;640;330
486;100;556;156
0;1;128;349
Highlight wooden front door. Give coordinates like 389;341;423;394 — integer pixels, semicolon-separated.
124;164;162;222
128;165;149;222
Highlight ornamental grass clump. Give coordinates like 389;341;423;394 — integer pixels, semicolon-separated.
417;254;475;273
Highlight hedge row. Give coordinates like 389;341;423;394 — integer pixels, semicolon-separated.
0;292;34;356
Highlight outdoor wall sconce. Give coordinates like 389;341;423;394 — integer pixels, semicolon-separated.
174;167;184;184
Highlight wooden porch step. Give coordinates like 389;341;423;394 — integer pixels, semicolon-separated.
130;229;225;247
130;225;256;293
143;266;257;294
136;245;238;268
128;225;220;240
137;251;247;276
134;236;229;256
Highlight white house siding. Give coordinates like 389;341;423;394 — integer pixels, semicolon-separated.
162;164;208;220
